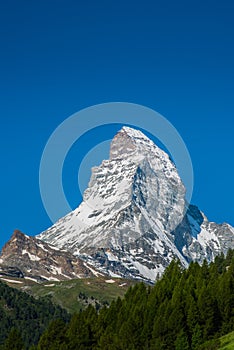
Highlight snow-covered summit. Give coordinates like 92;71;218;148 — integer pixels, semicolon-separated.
38;126;234;283
109;126;173;168
110;126;156;159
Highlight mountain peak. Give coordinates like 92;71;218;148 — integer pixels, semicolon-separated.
110;126;159;160
38;127;187;281
12;229;26;239
0;231;96;282
109;126;138;160
121;126;151;141
37;126;234;282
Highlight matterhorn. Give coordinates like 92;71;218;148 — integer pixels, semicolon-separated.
38;127;234;282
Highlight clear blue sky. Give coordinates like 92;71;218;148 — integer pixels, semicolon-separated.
0;0;233;249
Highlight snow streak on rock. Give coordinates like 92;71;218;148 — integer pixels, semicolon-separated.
38;127;234;283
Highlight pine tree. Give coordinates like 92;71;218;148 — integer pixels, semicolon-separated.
191;323;203;350
186;294;200;338
218;259;234;333
3;328;24;350
174;330;189;350
37;319;67;350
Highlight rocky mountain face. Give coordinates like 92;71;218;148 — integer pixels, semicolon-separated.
37;126;234;283
0;230;95;282
173;205;234;264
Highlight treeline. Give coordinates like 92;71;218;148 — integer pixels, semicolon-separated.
34;250;234;350
2;250;234;349
0;281;69;349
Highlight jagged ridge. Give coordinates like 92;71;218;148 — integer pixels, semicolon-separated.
36;127;234;282
0;230;97;282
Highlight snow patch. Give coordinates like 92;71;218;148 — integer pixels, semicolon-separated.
106;251;119;261
37;243;49;252
24;276;38;282
197;227;220;251
51;266;62;275
22;250;40;261
109;271;122;278
83;262;103;277
132;260;163;281
40;275;60;281
1;278;23;284
44;284;55;287
119;283;127;287
48;244;60;251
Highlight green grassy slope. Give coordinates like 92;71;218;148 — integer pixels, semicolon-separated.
219;331;234;349
1;276;135;313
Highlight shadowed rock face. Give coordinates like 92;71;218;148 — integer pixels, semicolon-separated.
37;127;234;283
0;230;95;282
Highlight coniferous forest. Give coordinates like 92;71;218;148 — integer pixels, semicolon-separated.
2;250;234;349
0;281;69;349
